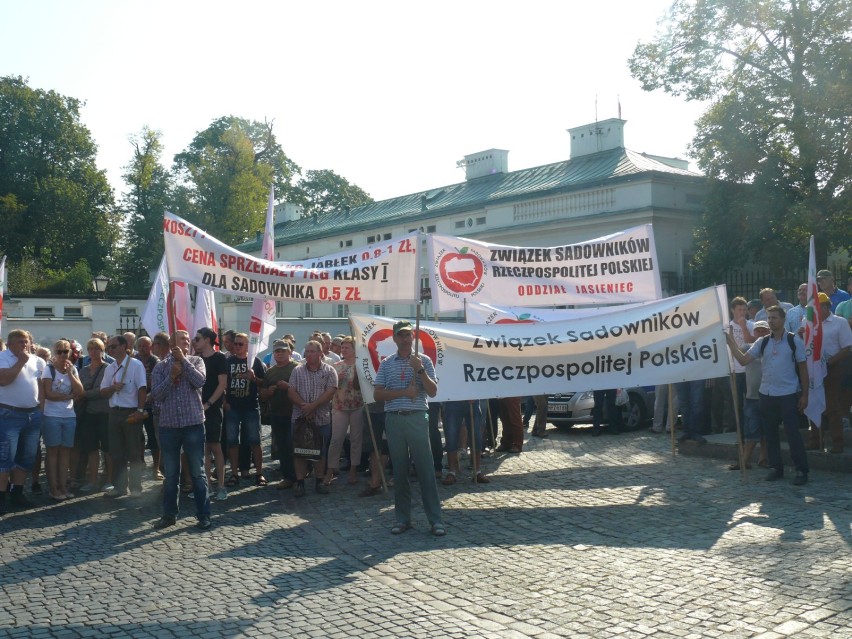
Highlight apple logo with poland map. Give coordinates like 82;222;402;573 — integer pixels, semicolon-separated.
367;329;438;375
438;246;485;293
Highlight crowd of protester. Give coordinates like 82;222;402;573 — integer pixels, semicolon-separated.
1;271;849;525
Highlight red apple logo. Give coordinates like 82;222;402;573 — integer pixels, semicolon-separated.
367;329;438;374
495;313;537;324
439;247;484;293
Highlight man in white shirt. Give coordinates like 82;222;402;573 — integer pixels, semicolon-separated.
0;329;44;513
806;292;852;454
100;334;148;497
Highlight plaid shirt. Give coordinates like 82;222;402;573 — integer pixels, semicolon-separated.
151;354;206;428
374;352;435;412
289;362;338;425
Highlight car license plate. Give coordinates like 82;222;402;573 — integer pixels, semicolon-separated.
550;403;568;413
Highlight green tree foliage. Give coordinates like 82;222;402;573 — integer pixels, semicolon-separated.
293;169;373;218
629;0;852;275
119;127;172;293
0;76;119;286
173;117;300;245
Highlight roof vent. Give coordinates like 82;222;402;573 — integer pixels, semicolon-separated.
274;202;303;224
456;149;509;180
567;118;625;158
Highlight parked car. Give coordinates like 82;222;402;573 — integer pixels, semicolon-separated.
546;386;655;431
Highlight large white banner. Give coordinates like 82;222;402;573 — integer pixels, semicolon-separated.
426;225;661;313
163;212;420;303
351;286;730;403
465;300;648;325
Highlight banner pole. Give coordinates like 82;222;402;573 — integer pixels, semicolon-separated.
363;406;387;494
469;401;478;482
669;384;676;457
729;371;746;480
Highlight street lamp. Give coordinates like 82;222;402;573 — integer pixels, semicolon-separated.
92;274;110;299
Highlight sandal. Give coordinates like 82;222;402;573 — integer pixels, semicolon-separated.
359;485;382;497
180;484;192;494
225;475;240;488
441;472;457;486
391;522;412;535
255;475;268;487
474;473;491;484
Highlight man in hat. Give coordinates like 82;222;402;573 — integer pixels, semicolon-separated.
806;292;852;454
816;269;850;312
373;320;445;536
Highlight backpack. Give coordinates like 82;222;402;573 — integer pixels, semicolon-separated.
758;332;802;384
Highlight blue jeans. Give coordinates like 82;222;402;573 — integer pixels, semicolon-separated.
443;400;484;453
0;408;42;473
743;399;762;442
159;424;210;519
225;408;261;447
676;380;706;439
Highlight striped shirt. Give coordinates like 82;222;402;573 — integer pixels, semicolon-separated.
374;352;435;412
289;362;338;425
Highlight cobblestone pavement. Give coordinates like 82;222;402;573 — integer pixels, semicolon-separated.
1;424;850;639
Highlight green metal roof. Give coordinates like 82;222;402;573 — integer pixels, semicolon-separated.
239;147;701;252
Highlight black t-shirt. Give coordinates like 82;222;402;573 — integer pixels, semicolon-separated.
201;351;228;406
226;356;266;411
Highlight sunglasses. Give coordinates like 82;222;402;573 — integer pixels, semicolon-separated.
56;350;70;355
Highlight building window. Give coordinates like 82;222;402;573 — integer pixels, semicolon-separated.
336;304;349;318
302;303;313;318
120;307;138;317
34;306;54;317
454;220;465;229
383;233;391;240
371;304;386;316
367;235;376;244
426;225;436;233
476;216;486;225
345;239;352;247
276;301;284;316
63;307;83;318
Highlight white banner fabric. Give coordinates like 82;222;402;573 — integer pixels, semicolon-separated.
465;300;647;325
163;212;419;304
351;286;730;403
141;255;192;336
426;225;661;313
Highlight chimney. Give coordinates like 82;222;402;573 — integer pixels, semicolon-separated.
456;149;509;180
568;118;625;158
274;202;303;224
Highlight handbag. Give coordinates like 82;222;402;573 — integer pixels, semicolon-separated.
292;415;322;460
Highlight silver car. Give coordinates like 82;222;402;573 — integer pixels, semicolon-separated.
546;386;655;431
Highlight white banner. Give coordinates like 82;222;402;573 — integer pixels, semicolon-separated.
465;300;647;325
163;212;419;303
426;225;661;312
351;286;730;403
191;287;219;346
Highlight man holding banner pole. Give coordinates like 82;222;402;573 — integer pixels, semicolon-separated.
373;319;445;536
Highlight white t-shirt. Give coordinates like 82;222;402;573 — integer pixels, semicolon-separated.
0;350;44;408
42;364;77;418
729;319;754;374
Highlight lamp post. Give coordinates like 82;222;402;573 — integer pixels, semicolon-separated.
92;274;110;299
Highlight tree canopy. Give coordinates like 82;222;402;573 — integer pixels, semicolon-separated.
629;0;852;275
294;169;373;218
0;75;118;293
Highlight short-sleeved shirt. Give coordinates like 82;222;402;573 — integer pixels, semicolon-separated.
828;288;851;312
745;333;805;396
289;362;337;425
755;302;793;322
836;298;852;320
784;305;807;335
332;360;363;411
262;361;299;417
42;364;78;418
820;313;852;361
100;356;147;408
0;351;43;409
729;319;754;374
201;351;228;406
374;352;436;412
225;356;266;412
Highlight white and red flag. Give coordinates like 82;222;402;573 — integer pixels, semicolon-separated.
803;235;825;426
0;255;6;336
247;187;278;363
142;256;192;336
192;287;219;351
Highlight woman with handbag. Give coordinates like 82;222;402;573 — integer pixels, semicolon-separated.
324;337;365;487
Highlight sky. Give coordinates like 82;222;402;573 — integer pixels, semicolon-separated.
2;0;707;203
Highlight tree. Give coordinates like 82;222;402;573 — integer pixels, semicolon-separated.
293;169;373;218
119;127;172;293
173;117;300;245
629;0;852;273
0;76;119;283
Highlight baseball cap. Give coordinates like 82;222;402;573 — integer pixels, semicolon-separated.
817;292;830;305
816;269;832;279
272;339;292;351
393;320;413;335
752;320;770;330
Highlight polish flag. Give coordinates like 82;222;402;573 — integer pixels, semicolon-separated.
803;235;825;426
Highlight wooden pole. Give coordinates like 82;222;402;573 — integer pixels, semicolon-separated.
363;406;387;494
669;384;676;457
729;372;746;479
469;401;478;481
